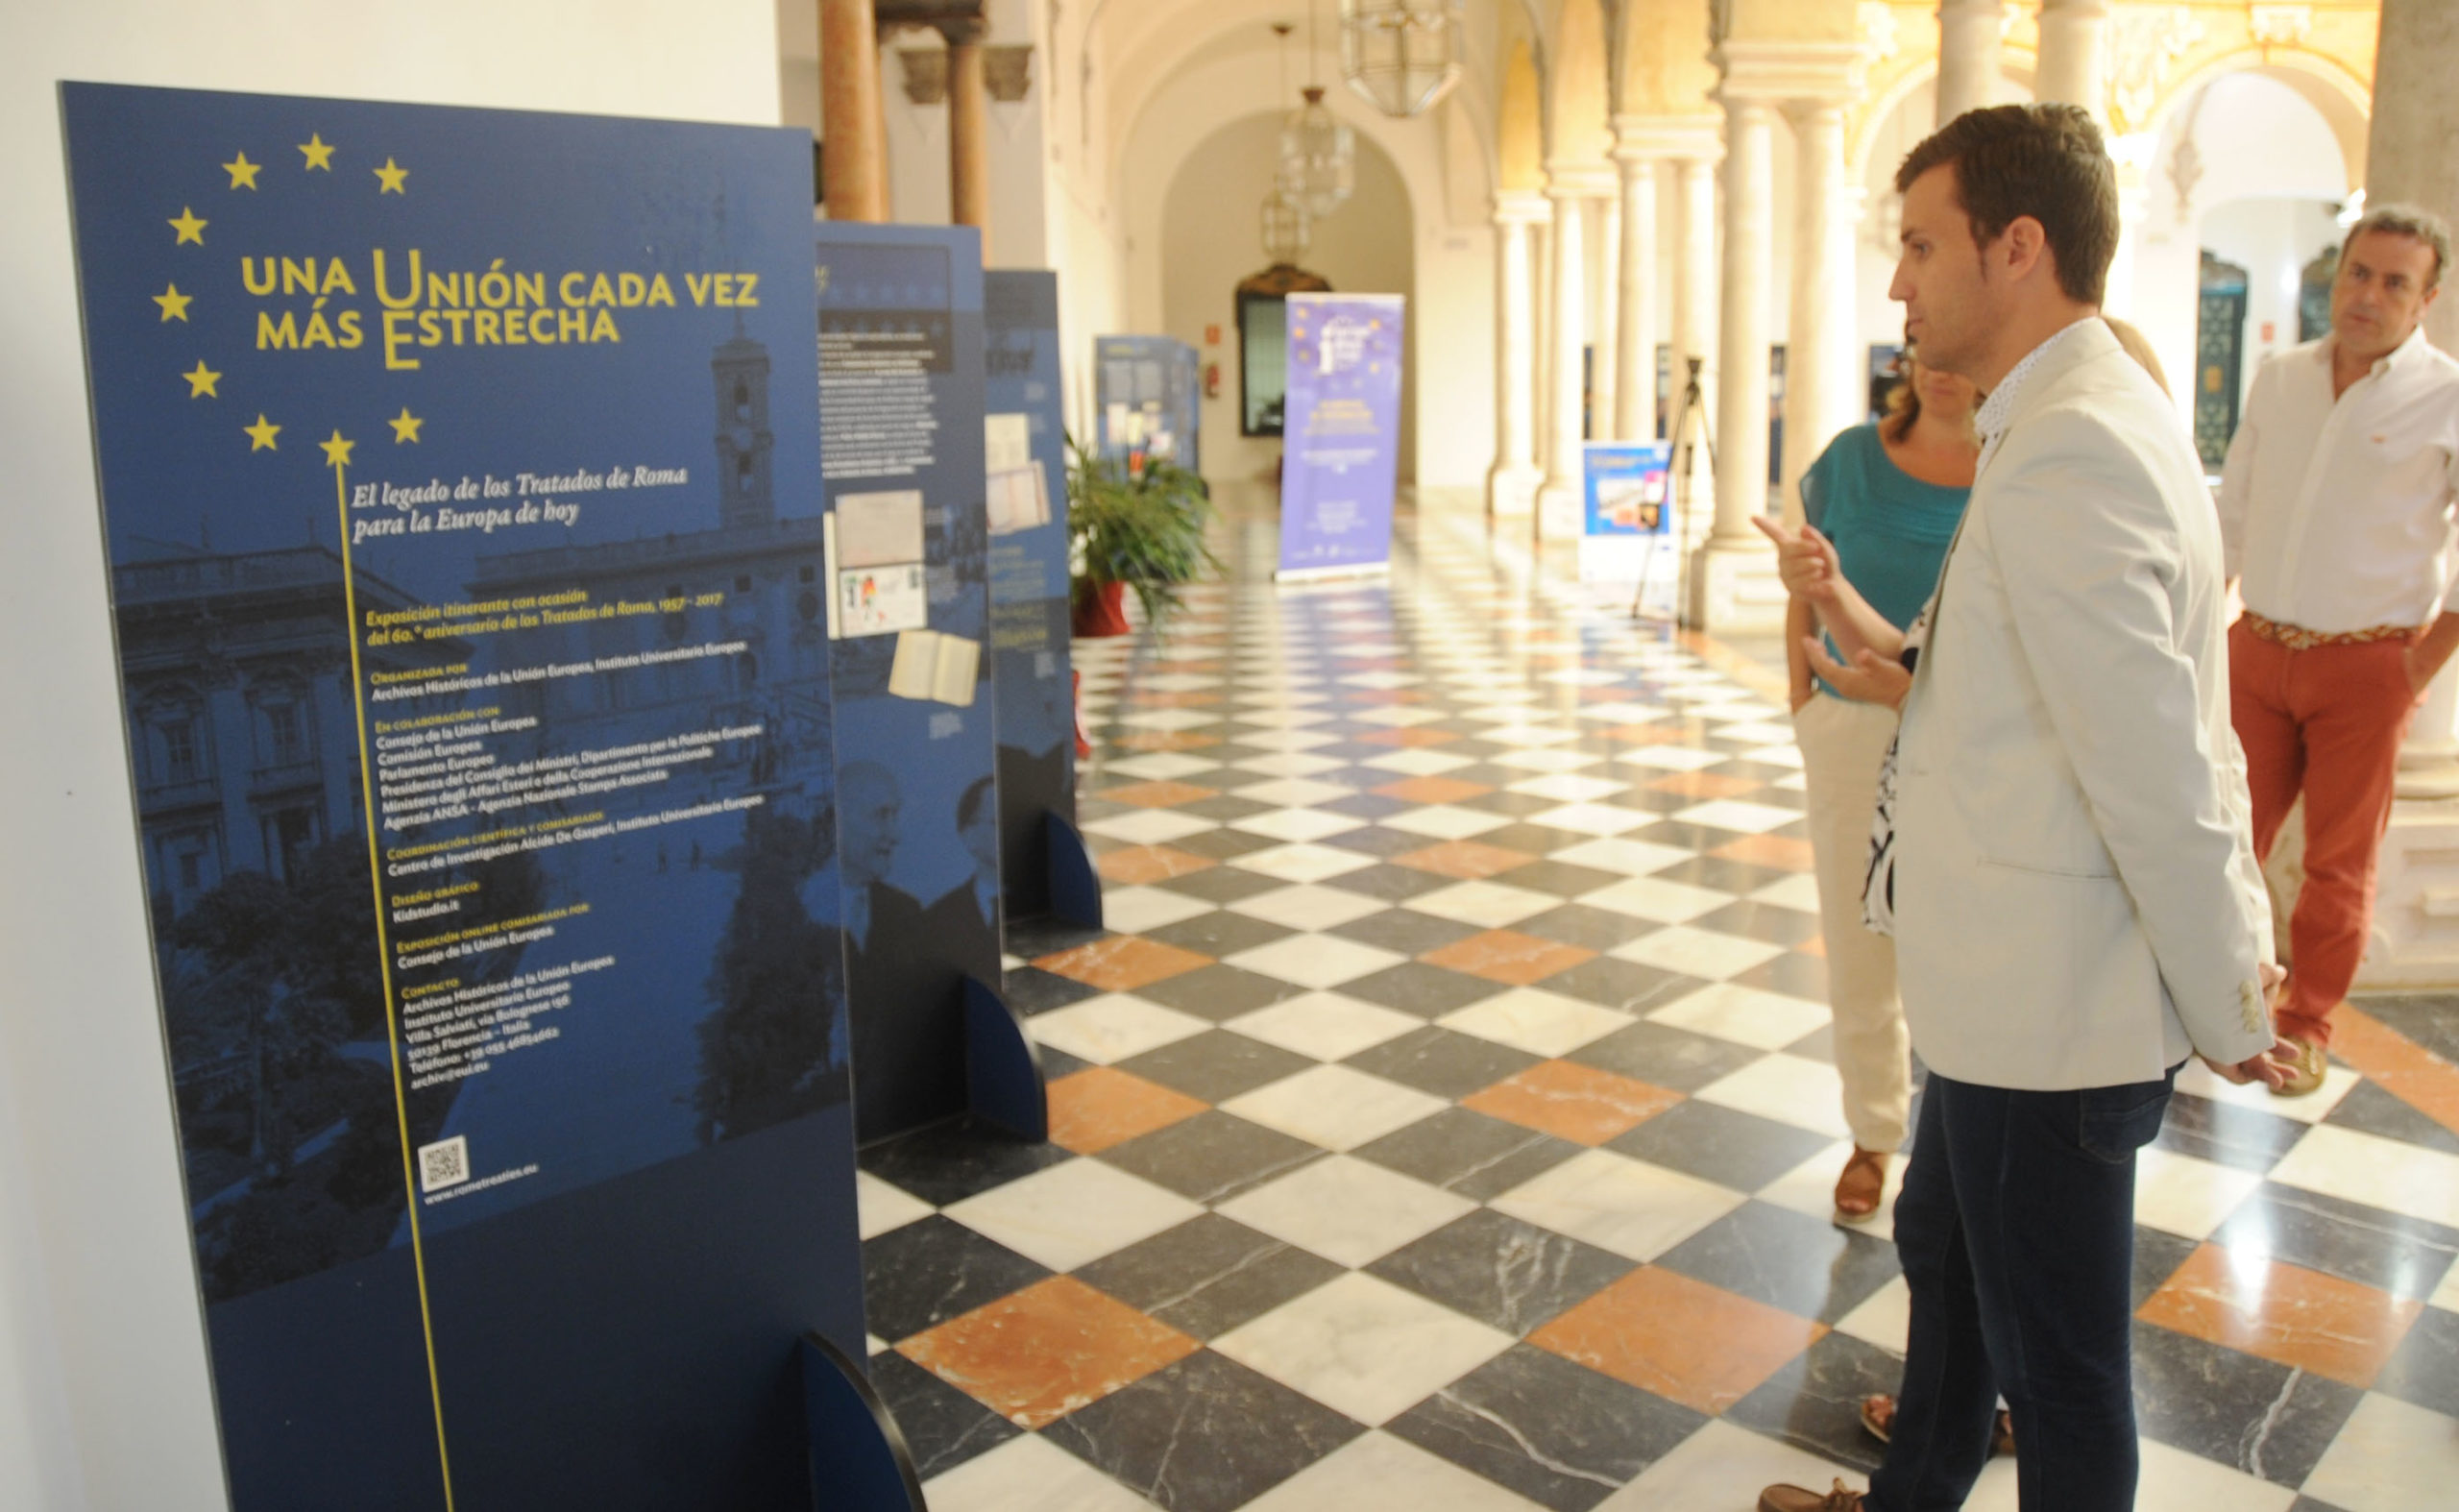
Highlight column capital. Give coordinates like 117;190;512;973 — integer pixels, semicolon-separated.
1492;188;1551;227
1711;39;1866;108
1543;160;1618;202
1610;113;1722;166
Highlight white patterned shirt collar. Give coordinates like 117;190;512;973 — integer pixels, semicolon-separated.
1973;316;2098;473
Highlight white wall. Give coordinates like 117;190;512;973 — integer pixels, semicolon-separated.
2202;197;2344;404
0;7;786;1509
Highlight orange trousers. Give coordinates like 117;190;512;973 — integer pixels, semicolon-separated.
2228;621;2421;1047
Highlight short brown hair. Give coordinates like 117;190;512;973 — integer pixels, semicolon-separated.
1895;104;2120;306
2347;203;2451;292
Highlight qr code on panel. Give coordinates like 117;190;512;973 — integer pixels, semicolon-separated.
418;1136;470;1193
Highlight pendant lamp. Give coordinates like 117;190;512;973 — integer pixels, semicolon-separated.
1338;0;1466;118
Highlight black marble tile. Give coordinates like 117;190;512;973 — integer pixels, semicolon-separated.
1601;786;1703;815
1117;1031;1320;1104
1570;1019;1764;1092
2289;1499;2357;1512
2352;991;2459;1063
1726;1329;1900;1474
2324;1077;2459;1157
1689;901;1824;948
1476;821;1593;855
1354;1106;1585;1201
861;1216;1053;1343
1322;825;1439;859
858;1116;1076;1207
2210;1182;2459;1302
1076;1214;1344;1341
864;1349;1023;1478
2131;1226;2201;1310
1539;957;1703;1014
1325;860;1474;903
1337;962;1508;1018
1097;1110;1327;1205
1133;963;1309;1020
1150;864;1287;906
2130;1320;2364;1488
1328;908;1485;956
1176;793;1282;823
1368;1209;1636;1337
1346;1026;1542;1098
1459;790;1579;818
1623;818;1737;851
1043;1350;1365;1512
1782;1022;1837;1064
1498;860;1630;898
1519;903;1661;952
1036;1043;1094;1081
2153;1091;2310;1175
1387;1345;1702;1511
1609;1100;1836;1193
1010;915;1112;960
1655;1201;1900;1325
1319;792;1416;821
1175;826;1286;860
2375;1302;2459;1419
1735;951;1831;1005
1004;964;1110;1017
1645;854;1796;895
1144;910;1300;958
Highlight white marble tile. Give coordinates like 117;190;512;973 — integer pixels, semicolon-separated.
855;1170;934;1240
1213;1272;1515;1426
1239;728;1344;753
1773;771;1811;793
1103;752;1222;780
1025;993;1211;1065
1488;1148;1744;1261
2434;1253;2459;1314
1225;934;1409;989
1489;747;1607;774
1232;777;1359;809
1548;837;1697;876
1613;745;1734;772
1526;802;1651;837
1739;744;1806;768
1832;1275;1910;1357
1670;798;1804;835
1363;748;1479;777
2132;1435;2301;1512
1222;1063;1450;1151
1340;671;1423;689
1572;700;1672;723
2131;1146;2266;1240
1232;807;1367;843
1230;752;1349;778
1611;928;1789;983
1403;880;1562;928
1115;708;1222;731
2268;1123;2459;1231
1708;720;1801;744
1590;1417;1855;1511
2172;1057;2363;1123
1349;705;1451;727
1233;708;1338;730
1757;1141;1908;1242
1693;1055;1853;1140
1132;672;1221;693
1227;991;1425;1061
1378;805;1514;841
1218;1155;1477;1267
1748;873;1826;912
1439;988;1633;1057
1576;875;1737;924
943;1159;1203;1273
1080;809;1222;845
1477;722;1582;746
1228;884;1393;932
1644;982;1831;1050
1240;1430;1546;1511
1229;842;1380;884
1503;772;1627;803
922;1432;1159;1512
1097;885;1222;935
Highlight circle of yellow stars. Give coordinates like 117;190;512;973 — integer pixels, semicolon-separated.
165;131;418;465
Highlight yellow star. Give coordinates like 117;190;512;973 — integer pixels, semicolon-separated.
320;429;355;469
182;361;221;399
153;283;193;322
388;407;424;444
244;414;280;451
299;134;335;171
373;158;408;195
168;207;207;245
223;151;261;189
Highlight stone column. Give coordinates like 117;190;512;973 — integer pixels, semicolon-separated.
819;0;888;221
1781;98;1859;524
1934;0;2005;125
1670;151;1719;449
1610;126;1659;443
1538;167;1608;540
1489;192;1547;518
1593;195;1620;446
1709;99;1773;548
2033;0;2110;121
943;17;992;257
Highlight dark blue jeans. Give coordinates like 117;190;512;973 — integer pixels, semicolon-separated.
1866;1065;2177;1512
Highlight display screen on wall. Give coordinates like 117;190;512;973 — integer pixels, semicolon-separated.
61;83;863;1509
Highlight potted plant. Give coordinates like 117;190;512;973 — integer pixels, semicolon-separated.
1066;434;1220;637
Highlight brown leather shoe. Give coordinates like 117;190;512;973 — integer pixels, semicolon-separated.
1859;1393;2015;1456
2269;1036;2327;1098
1759;1478;1863;1512
1834;1147;1888;1223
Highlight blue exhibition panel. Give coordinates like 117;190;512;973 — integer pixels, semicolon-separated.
1094;333;1202;474
62;84;867;1508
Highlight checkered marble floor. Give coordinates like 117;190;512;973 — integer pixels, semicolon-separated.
859;497;2459;1512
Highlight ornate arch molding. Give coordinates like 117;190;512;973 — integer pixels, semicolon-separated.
2130;46;2373;190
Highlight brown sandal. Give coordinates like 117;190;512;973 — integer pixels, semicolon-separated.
1834;1147;1888;1222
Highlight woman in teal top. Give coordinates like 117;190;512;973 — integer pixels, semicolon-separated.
1782;351;1978;1224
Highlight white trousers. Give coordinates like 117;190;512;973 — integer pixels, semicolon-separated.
1793;692;1911;1153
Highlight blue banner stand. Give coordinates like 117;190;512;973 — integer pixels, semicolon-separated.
802;1331;926;1511
965;975;1048;1142
1045;811;1104;931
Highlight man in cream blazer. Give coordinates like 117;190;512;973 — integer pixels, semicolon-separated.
1761;107;2290;1512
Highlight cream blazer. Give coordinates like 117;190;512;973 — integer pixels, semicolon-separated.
1891;319;2276;1090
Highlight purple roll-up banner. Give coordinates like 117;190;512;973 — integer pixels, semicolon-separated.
1277;293;1404;579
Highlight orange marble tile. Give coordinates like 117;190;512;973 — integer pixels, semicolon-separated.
1646;771;1767;800
1795;935;1827;959
1422;930;1599;986
1116;690;1225;708
1712;834;1817;872
2136;1243;2422;1388
1096;845;1217;886
1372;775;1496;805
2333;1004;2459;1140
1099;779;1218;809
1532;1267;1825;1415
1461;1060;1682;1145
1355;726;1460;747
1112;730;1220;752
1607;725;1707;746
1394;840;1540;880
1047;1067;1207;1155
899;1276;1201;1429
1033;936;1214;991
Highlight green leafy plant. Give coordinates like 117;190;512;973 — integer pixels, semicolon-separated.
1065;432;1220;624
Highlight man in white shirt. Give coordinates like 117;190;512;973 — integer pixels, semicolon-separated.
1759;104;2289;1512
2218;206;2459;1093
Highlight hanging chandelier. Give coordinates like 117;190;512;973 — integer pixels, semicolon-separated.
1278;3;1355;221
1260;189;1311;264
1338;0;1465;117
